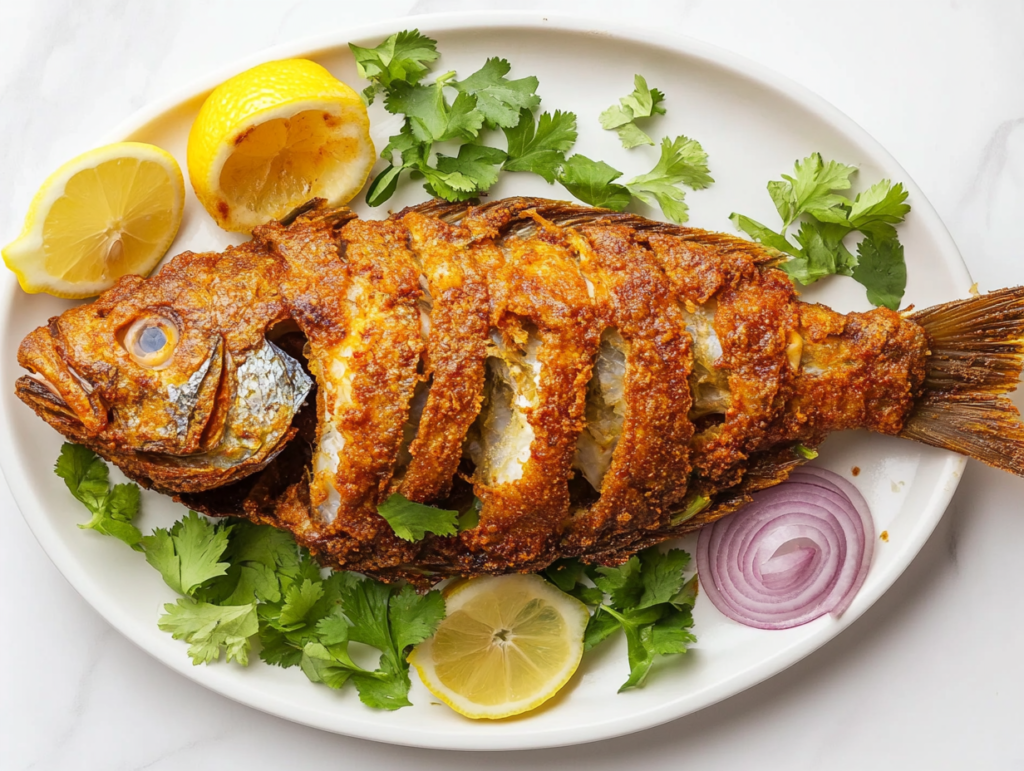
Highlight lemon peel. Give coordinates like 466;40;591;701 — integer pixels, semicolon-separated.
186;59;374;232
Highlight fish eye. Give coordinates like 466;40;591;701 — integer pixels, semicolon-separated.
123;313;179;369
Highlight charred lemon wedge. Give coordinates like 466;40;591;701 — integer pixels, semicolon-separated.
187;59;374;233
2;142;184;298
409;574;589;719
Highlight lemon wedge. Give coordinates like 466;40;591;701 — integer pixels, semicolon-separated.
2;142;184;299
187;59;374;233
409;574;589;719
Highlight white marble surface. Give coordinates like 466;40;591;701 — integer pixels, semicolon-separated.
3;0;1024;768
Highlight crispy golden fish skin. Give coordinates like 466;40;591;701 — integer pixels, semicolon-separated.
16;197;1024;583
16;240;313;492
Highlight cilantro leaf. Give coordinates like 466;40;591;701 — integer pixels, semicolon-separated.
593;555;644;608
451;57;540;129
769;153;857;228
848;180;911;239
158;599;258;666
600;75;667;148
433;144;507;198
580;548;698;690
728;213;795;255
342;577;395;655
257;569;354;668
54;443;143;548
457;496;482;532
300;641;359;690
55;441;444;711
336;576;444;709
389;583;445;652
623;135;713;224
852;234;907;310
277;579;326;629
583;608;622;650
349;30;439;103
782;219;857;285
386;80;483;144
55;443;108;510
649;606;697;655
196;522;299;605
141;512;230;597
352;657;413;711
543;559;607;606
558;155;632;210
731;154;912;309
376;493;458;542
300;635;365;690
636;549;691;610
502;109;578;183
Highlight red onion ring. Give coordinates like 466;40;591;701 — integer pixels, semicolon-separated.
697;466;874;630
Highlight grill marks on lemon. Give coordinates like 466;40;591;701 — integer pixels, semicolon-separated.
410;575;588;719
187;59;374;232
3;143;184;298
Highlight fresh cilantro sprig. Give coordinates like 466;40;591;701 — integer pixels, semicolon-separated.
730;153;911;310
54;443;142;548
53;443;445;709
349;29;440;104
376;493;458;542
545;548;698;691
502;108;579;183
557;134;713;224
360;46;550;205
599;74;667;148
353;32;714;222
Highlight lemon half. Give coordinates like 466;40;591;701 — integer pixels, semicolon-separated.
3;142;184;298
187;59;374;233
410;575;589;719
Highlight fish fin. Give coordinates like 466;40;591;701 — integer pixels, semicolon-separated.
505;199;783;265
900;286;1024;475
393;198;477;222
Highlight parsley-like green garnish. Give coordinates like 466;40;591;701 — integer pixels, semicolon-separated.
557;135;713;224
544;549;698;691
501;108;578;183
376;493;459;542
54;443;142;548
54;443;445;709
353;32;714;221
730;153;912;310
349;29;440;104
599;74;667;148
557;155;633;211
449;57;541;129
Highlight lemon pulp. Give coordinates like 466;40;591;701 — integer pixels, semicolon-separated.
187;59;374;232
410;575;589;719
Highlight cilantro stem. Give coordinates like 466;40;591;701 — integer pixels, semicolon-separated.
670;494;711;526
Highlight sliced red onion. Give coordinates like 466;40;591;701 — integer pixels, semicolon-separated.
697;466;874;630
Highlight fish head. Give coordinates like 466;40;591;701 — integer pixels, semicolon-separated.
16;251;313;491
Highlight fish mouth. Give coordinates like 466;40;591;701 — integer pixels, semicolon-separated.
16;324;107;434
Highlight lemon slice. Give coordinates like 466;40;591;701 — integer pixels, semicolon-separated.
187;59;374;233
2;142;184;298
409;574;589;719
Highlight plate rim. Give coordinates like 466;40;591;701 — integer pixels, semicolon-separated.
0;10;970;751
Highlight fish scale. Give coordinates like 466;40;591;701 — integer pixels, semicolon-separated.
15;197;1024;584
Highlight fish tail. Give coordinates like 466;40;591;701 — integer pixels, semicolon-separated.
901;286;1024;475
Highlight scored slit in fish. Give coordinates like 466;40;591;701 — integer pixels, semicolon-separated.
574;329;628;491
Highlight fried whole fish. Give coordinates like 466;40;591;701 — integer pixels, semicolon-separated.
16;197;1024;582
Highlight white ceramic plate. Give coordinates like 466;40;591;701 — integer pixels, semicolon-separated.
0;12;971;751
